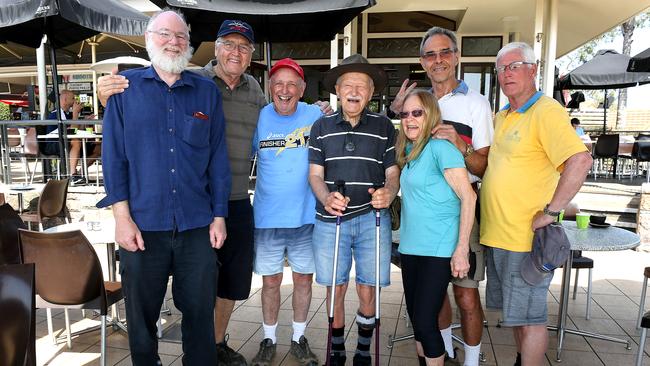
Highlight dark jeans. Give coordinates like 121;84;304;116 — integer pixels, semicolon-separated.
120;225;217;365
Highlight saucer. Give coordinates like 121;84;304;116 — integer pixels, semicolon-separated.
589;222;611;228
9;184;33;191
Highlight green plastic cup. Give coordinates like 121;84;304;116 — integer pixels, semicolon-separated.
86;127;94;133
576;213;590;229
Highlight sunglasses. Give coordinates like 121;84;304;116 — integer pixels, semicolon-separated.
399;109;424;119
344;132;355;152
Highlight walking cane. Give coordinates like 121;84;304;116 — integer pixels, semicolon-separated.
325;180;345;366
373;184;382;366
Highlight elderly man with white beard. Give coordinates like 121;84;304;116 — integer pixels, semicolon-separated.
97;10;230;366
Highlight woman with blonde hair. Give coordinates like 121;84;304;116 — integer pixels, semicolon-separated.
396;89;476;366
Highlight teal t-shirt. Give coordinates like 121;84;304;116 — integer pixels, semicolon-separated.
252;102;322;228
398;139;466;257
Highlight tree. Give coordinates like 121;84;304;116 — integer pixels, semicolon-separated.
557;10;650;125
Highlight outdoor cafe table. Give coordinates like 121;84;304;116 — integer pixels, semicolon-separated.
43;218;127;332
0;182;45;213
38;131;102;183
550;221;640;362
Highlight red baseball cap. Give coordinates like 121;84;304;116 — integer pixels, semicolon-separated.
270;58;304;80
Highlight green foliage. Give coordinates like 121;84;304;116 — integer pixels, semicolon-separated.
0;103;9;121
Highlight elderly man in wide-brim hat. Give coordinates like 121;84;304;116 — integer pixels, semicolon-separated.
307;54;400;366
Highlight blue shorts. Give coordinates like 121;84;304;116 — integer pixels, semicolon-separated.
312;210;391;287
254;224;315;276
485;246;553;327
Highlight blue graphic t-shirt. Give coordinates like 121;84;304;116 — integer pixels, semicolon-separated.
252;102;322;228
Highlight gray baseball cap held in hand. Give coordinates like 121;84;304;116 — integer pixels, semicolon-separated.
521;222;571;286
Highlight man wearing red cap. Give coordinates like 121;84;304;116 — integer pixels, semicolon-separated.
249;58;321;366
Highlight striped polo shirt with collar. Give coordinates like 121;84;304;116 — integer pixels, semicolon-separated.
308;108;397;221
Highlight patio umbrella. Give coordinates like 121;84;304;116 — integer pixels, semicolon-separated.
0;0;149;174
628;47;650;72
559;49;650;132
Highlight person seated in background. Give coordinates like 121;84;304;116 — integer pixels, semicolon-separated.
40;89;101;185
571;118;585;136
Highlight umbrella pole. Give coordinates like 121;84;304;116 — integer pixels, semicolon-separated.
49;43;69;176
603;89;607;133
265;41;272;100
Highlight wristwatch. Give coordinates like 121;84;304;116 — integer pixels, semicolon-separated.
543;204;561;217
463;143;474;158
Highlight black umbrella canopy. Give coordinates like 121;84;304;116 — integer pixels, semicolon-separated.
559;49;650;90
150;0;376;43
0;0;150;48
628;47;650;72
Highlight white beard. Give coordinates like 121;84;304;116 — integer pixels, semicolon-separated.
146;42;193;74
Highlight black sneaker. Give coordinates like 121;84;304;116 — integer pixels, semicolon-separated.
70;174;86;186
326;353;346;366
352;353;371;366
289;336;318;365
251;338;276;366
444;347;461;366
216;334;248;366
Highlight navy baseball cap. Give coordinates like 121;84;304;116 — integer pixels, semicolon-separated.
217;20;254;43
521;223;571;286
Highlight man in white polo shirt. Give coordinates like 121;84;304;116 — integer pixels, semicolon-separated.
390;26;493;366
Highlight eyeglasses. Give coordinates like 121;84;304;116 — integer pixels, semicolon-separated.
217;40;255;54
496;61;535;74
148;29;189;43
399;109;424;119
344;132;355;152
421;48;456;61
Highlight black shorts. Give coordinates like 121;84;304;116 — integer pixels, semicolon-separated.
215;198;254;300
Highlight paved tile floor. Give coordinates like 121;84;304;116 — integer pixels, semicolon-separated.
30;248;650;366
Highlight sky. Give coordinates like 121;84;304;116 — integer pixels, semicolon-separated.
557;26;650;109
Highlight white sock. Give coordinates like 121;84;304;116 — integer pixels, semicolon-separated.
463;343;481;366
292;320;307;342
263;322;277;344
440;326;454;357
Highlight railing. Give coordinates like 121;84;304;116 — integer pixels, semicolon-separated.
0;119;103;184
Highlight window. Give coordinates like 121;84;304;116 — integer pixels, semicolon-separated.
461;36;502;57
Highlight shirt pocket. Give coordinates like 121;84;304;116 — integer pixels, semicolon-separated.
182;115;210;147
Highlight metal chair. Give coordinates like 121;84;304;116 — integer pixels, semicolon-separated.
18;229;124;366
570;250;594;319
19;178;71;231
592;134;619;179
0;263;36;366
633;134;650;183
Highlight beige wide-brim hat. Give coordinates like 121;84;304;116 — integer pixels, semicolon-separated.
323;54;387;95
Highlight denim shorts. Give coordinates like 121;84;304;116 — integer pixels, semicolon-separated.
485;246;553;327
254;224;315;276
312;210;391;287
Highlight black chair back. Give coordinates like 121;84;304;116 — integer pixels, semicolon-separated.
593;134;619;158
0;263;36;366
0;203;27;265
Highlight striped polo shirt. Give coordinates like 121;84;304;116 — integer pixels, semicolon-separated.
308;109;397;221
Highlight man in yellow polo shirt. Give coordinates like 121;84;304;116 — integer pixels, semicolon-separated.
480;42;592;366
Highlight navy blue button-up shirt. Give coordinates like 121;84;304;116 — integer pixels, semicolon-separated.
97;67;231;232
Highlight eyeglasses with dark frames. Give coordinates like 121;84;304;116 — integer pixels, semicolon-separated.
399;109;425;119
421;48;456;61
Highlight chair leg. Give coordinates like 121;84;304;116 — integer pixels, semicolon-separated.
639;275;649;329
636;327;648;366
64;308;72;349
573;268;580;300
47;308;55;345
101;315;107;366
586;268;593;320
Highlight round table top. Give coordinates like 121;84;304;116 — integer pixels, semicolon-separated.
44;219;115;245
562;221;640;251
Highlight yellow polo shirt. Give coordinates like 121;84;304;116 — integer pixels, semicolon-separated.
480;92;588;252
